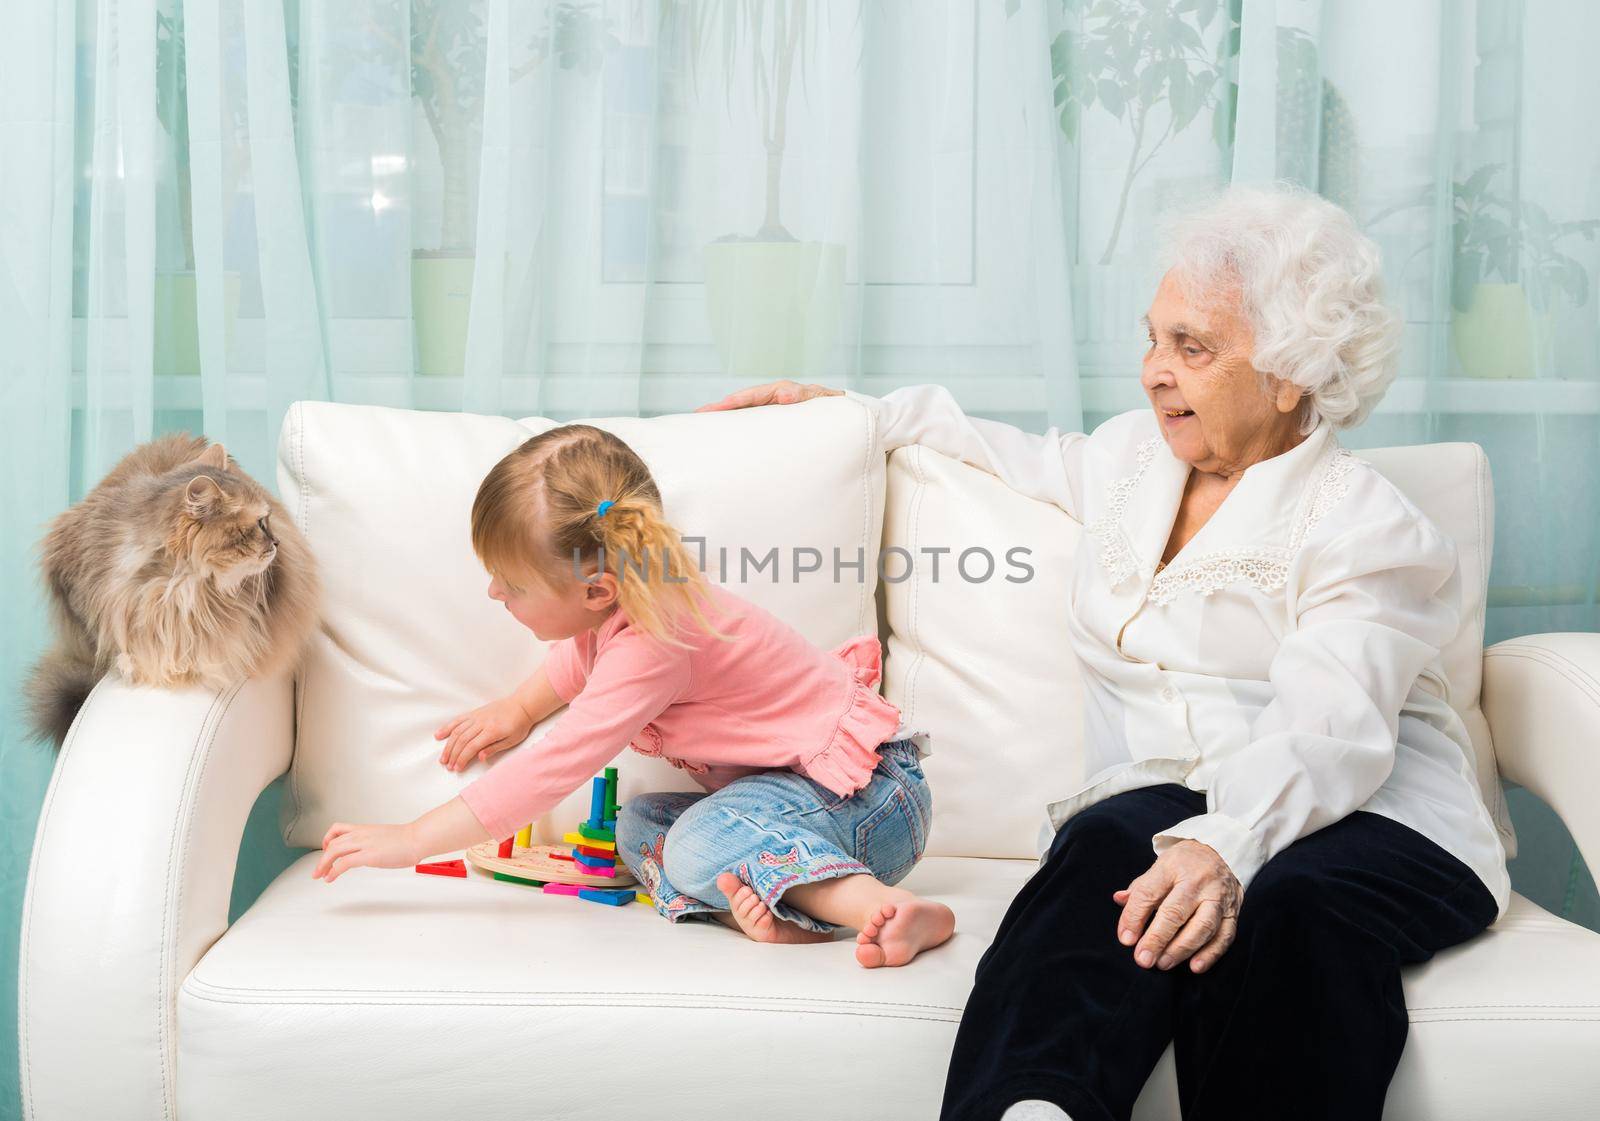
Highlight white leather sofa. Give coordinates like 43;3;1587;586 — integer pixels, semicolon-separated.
19;396;1600;1120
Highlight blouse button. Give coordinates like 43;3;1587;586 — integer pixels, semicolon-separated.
1161;686;1178;703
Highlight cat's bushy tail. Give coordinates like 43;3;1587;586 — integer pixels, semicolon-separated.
23;629;99;750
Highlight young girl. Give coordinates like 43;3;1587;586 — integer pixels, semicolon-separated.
311;422;956;968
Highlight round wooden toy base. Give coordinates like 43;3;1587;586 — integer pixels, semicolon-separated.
465;840;637;889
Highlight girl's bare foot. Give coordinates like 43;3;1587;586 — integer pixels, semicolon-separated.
855;897;956;967
713;871;833;945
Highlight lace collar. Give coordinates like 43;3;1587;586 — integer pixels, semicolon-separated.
1084;411;1354;604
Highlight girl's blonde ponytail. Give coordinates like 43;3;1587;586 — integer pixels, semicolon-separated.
587;495;727;647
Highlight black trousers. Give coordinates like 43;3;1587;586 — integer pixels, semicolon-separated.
939;783;1498;1121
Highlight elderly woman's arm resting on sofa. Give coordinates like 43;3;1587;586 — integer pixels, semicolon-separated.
699;379;1092;523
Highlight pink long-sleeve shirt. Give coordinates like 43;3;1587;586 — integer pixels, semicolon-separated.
457;582;903;840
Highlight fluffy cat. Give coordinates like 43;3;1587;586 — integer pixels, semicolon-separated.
24;433;322;749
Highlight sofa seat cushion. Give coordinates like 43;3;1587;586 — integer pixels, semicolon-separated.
179;857;1600;1121
177;854;1033;1120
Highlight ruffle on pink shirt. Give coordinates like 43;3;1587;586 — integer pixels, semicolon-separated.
628;721;710;777
797;634;903;800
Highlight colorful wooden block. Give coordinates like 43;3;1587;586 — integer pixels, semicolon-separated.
515;824;532;848
575;844;615;860
573;853;615;870
603;767;618;820
635;893;653;907
415;860;467;878
549;850;575;862
543;883;583;896
497;837;514;858
589;776;607;829
578;823;615;843
492;871;548;887
574;862;617;878
564;831;614;852
579;889;635;907
603;818;616;831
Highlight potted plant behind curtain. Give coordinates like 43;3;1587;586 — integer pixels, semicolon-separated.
378;0;486;377
155;2;244;377
663;0;846;380
1446;166;1595;378
1369;163;1597;379
382;0;618;376
1019;0;1228;377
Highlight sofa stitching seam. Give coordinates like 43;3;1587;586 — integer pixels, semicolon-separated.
1404;1015;1600;1023
287;402;307;839
1485;646;1600;705
177;995;964;1024
159;680;244;1120
180;978;963;1011
1409;1003;1600;1010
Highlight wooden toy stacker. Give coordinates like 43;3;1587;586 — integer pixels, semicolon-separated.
420;766;655;909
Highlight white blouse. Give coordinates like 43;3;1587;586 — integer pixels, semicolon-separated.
848;385;1511;919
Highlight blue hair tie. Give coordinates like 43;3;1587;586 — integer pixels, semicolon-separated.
595;499;615;518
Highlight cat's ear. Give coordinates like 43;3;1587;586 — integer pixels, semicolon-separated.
185;475;225;518
194;442;228;471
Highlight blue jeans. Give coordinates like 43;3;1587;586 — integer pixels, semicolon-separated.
614;738;932;934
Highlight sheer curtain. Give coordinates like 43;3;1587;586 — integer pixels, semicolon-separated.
3;0;1597;1112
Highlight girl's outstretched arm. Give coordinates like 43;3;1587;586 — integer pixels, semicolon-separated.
314;632;690;882
311;796;491;883
409;795;495;862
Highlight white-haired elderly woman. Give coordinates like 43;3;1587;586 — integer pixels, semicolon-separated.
699;184;1509;1121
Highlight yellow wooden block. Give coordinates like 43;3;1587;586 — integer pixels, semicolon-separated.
515;824;532;848
635;893;654;907
563;831;614;852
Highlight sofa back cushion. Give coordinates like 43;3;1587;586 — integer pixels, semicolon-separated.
275;398;884;849
880;445;1086;859
881;436;1514;862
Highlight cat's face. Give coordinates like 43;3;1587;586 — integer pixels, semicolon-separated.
178;452;280;591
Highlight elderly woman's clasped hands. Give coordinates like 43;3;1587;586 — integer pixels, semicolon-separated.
1113;838;1242;973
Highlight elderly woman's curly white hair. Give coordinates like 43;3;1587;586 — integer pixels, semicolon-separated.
1159;182;1403;433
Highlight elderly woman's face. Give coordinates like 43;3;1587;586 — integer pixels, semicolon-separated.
1141;269;1305;478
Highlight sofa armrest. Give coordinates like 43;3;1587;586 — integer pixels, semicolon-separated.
18;671;294;1121
1482;633;1600;877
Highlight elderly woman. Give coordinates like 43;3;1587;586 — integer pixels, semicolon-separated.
699;184;1510;1121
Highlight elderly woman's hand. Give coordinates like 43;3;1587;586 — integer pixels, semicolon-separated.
1113;838;1243;974
695;379;841;412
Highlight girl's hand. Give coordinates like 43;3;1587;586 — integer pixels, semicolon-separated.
1112;839;1243;974
434;697;534;772
312;821;420;884
694;380;841;412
